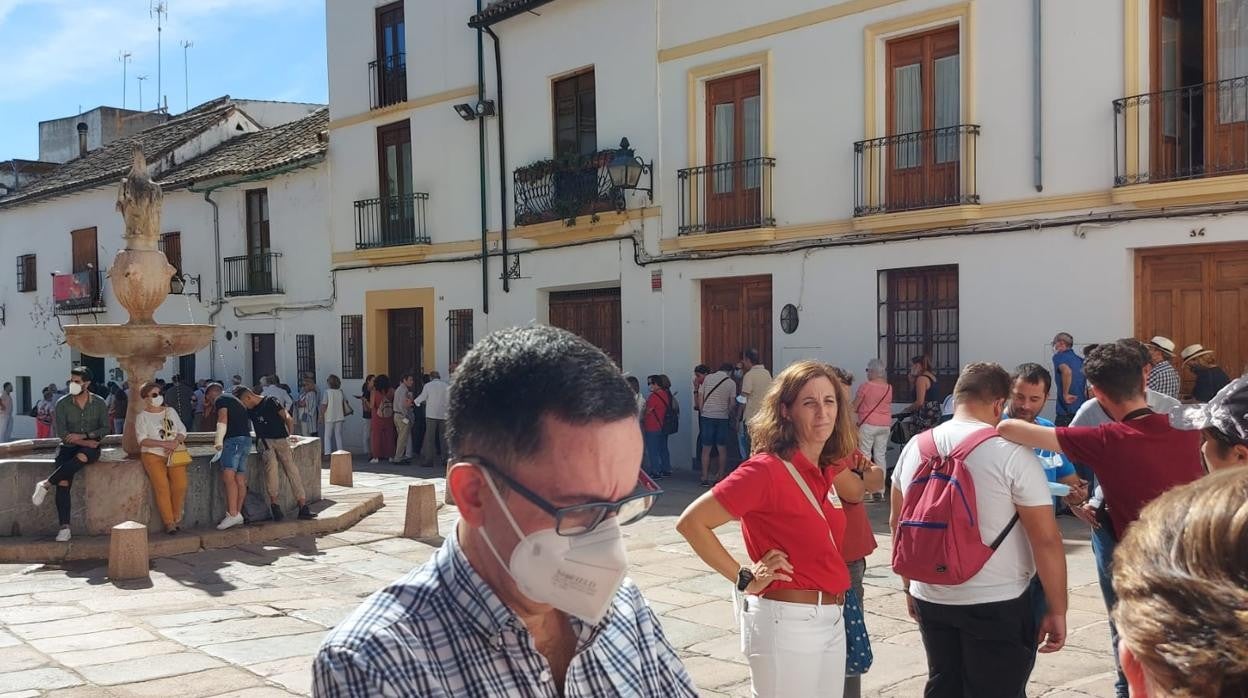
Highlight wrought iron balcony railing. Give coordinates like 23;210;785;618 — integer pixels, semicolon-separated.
513;150;623;227
1114;75;1248;186
52;270;105;315
223;252;282;297
369;53;407;110
354;192;430;249
677;157;776;235
854;124;979;217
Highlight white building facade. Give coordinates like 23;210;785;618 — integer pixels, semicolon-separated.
324;0;1248;465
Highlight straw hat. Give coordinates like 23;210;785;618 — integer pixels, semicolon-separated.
1147;336;1176;355
1180;344;1214;364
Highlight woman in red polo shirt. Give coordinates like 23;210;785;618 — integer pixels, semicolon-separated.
677;360;864;698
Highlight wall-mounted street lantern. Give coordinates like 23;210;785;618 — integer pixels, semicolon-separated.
170;273;202;303
607;138;653;205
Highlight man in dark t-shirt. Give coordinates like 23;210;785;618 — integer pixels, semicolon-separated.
233;387;316;522
213;385;253;530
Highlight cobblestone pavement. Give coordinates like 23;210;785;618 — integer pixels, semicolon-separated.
0;459;1119;697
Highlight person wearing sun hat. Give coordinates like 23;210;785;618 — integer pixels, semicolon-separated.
1180;343;1232;402
1144;336;1181;400
1170;375;1248;471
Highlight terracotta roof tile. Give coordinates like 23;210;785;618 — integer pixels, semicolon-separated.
157;108;327;189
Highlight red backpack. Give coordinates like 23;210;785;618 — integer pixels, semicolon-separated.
891;427;1019;585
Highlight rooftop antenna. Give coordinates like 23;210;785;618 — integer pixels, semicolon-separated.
180;40;193;112
118;51;133;109
136;75;149;111
151;1;167;112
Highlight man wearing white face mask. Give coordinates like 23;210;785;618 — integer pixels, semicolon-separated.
31;366;110;542
314;325;696;698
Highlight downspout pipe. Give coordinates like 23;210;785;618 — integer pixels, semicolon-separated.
485;25;509;293
1033;0;1043;192
202;189;224;378
477;0;490;314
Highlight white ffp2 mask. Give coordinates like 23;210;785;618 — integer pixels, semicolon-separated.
68;383;83;396
476;469;629;624
150;395;164;407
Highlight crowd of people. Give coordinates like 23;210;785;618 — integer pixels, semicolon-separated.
353;371;449;468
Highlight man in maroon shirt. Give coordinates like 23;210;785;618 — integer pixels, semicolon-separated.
999;339;1203;541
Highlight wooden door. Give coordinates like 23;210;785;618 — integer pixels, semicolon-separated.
1136;243;1248;397
548;288;622;366
250;334;275;385
377;121;414;244
70;226;99;303
701;276;773;370
886;27;960;210
705;71;762;231
388;308;424;380
375;1;405;105
1205;0;1248;173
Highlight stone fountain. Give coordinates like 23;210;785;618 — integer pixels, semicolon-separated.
64;146;214;457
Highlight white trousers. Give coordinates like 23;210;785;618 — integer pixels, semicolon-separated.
858;424;890;473
322;420;345;455
741;596;846;698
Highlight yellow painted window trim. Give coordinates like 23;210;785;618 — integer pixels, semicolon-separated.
328;85;478;131
1110;174;1248;208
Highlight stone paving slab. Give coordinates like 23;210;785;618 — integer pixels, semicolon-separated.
0;461;1118;697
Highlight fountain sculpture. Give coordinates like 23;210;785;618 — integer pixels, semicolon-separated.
64;146;214;456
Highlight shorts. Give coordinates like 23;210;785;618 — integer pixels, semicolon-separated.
219;436;252;474
700;416;731;447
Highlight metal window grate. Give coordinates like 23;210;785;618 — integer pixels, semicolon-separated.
16;254;36;292
341;316;363;379
296;334;316;381
877;265;960;398
447;309;473;368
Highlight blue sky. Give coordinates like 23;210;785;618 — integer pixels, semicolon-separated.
0;0;328;160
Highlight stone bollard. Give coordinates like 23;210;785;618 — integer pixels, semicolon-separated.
107;521;149;581
403;483;438;539
329;450;353;487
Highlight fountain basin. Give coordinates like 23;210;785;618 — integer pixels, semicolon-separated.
63;324;214;359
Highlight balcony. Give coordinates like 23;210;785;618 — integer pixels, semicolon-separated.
223;253;282;297
1114;75;1248;186
369;53;407;110
854;125;979;217
52;270;105;315
513;150;623;227
677;158;776;235
354;192;430;249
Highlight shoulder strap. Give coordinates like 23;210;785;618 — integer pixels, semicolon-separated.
947;426;1001;460
705;377;731;401
989;513;1020;550
857;387;891;427
780;460;835;542
916;429;940;462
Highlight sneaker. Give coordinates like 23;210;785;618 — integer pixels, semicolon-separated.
297;505;317;520
55;527;71;542
216;513;243;530
368;458;379;464
31;481;49;507
270;503;285;522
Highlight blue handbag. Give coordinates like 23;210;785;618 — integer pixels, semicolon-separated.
844;588;874;675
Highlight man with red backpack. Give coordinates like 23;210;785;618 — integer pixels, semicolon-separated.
890;362;1068;698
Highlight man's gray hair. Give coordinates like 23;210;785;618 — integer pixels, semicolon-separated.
866;358;887;379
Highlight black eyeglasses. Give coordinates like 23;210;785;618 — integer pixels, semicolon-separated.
464;455;663;536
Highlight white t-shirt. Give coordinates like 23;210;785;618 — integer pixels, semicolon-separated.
133;408;187;456
891;417;1052;605
698;372;736;419
413;380;450;420
323;388;346;423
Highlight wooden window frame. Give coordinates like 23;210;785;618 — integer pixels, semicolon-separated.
877;265;959;397
375;1;404;65
16;254;36;292
341;315;364;379
245;189;270;255
159;232;183;276
552;68;597;159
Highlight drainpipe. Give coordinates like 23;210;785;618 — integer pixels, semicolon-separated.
485;26;509;293
1033;0;1043;192
477;0;490;314
203;189;224;377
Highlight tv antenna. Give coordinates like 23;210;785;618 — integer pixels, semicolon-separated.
151;1;167;112
117;51;132;109
180;40;193;112
136;75;149;111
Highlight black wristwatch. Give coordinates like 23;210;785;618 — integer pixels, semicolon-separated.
736;567;755;592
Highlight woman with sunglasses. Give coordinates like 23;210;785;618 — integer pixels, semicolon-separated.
677;360;864;698
133;381;189;534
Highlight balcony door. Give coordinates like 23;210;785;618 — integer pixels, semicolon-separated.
71;226;99;303
377;121;414;245
886;26;960;211
375;1;406;106
245;189;272;294
1153;0;1248;179
706;70;762;232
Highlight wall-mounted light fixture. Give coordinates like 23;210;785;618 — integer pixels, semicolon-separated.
169;273;202;303
453;100;496;121
607;138;653;205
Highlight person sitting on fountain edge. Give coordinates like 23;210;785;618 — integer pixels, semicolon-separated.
232;386;316;522
31;367;110;542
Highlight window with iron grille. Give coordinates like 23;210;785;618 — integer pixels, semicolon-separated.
878;265;959;398
447;309;473;367
296;334;316;380
341;316;363;379
16;254;36;292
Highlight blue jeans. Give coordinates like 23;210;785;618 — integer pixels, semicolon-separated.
643;430;670;476
1091;522;1129;698
219;435;251;475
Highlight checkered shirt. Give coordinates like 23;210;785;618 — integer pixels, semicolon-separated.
312;531;697;698
1149;361;1182;400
